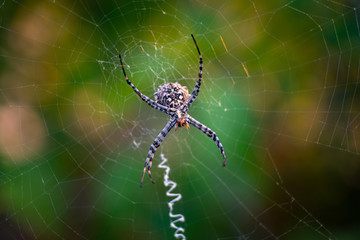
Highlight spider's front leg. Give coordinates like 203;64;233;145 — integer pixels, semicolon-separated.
183;34;203;112
140;118;177;187
118;54;174;116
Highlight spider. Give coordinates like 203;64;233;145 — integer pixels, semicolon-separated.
119;34;226;187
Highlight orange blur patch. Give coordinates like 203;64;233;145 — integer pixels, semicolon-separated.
220;35;228;52
242;63;250;77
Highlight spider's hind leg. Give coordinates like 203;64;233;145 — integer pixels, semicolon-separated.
140;157;155;187
187;115;226;166
144;145;157;185
140;118;176;187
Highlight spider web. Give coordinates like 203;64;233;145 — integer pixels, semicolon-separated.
0;0;360;239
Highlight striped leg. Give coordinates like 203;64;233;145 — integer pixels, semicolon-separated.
119;54;173;115
187;115;226;166
140;118;177;187
184;34;203;111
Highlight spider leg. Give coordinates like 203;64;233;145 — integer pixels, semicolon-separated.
119;54;174;115
183;34;203;111
140;118;177;187
187;115;226;166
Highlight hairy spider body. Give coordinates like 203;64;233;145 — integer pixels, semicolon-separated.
119;34;226;187
154;82;190;109
154;82;191;131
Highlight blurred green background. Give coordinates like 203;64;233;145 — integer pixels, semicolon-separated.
0;0;360;239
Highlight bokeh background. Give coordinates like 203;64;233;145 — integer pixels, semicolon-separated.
0;0;360;239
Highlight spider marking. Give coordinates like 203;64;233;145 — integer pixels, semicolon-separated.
119;34;226;187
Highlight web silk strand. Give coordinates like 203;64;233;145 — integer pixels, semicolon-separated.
158;153;186;240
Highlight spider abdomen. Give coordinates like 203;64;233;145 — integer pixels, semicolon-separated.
154;82;190;109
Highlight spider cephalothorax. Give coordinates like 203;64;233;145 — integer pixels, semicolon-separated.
119;34;226;187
